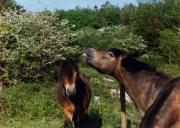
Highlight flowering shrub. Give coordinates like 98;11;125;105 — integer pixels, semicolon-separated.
77;26;147;54
0;10;147;85
0;10;80;83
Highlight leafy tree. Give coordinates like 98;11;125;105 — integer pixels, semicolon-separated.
158;29;180;64
156;0;180;29
77;25;147;55
0;0;23;11
55;1;121;29
120;4;136;25
95;1;120;28
55;9;96;30
130;0;180;47
1;10;79;83
130;2;164;46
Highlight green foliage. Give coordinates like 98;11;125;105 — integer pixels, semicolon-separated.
159;64;180;76
140;53;164;67
120;4;135;25
0;1;180;127
156;0;180;29
130;0;180;46
0;68;141;127
0;83;64;127
77;25;147;54
95;1;121;28
158;29;180;64
55;9;97;30
130;2;164;45
0;0;23;11
0;23;12;32
0;83;61;119
55;1;121;29
0;10;80;83
0;22;15;86
54;0;180;64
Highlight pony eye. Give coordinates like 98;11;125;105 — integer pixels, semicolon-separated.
108;52;114;57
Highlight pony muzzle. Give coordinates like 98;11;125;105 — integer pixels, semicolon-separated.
65;86;76;96
82;48;95;61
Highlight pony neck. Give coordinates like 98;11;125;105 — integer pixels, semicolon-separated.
112;57;171;117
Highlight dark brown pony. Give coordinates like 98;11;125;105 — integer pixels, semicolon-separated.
57;60;91;128
82;48;180;128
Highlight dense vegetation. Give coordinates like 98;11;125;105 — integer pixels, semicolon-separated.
1;0;180;86
0;0;180;127
55;0;180;63
0;0;23;11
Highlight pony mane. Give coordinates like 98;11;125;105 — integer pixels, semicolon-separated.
59;60;79;81
122;56;156;72
108;49;171;81
107;48;156;72
121;56;171;83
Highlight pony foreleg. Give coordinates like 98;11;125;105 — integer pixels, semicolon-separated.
77;109;88;127
63;102;75;128
120;85;126;128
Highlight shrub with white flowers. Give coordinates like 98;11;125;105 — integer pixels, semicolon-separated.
0;10;80;83
77;25;147;54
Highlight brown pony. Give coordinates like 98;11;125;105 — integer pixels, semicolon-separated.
82;48;180;128
57;60;91;128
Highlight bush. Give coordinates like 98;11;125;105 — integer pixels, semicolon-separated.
77;25;147;54
55;9;97;30
0;22;16;87
140;53;164;67
0;10;80;83
130;2;164;45
159;64;180;76
158;29;180;64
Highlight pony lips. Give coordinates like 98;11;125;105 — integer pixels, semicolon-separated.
82;48;95;62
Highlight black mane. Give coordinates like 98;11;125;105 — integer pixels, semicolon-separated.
107;48;156;72
122;56;156;72
59;60;79;80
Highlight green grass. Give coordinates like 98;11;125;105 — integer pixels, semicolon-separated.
0;67;141;128
1;64;179;128
0;83;64;128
